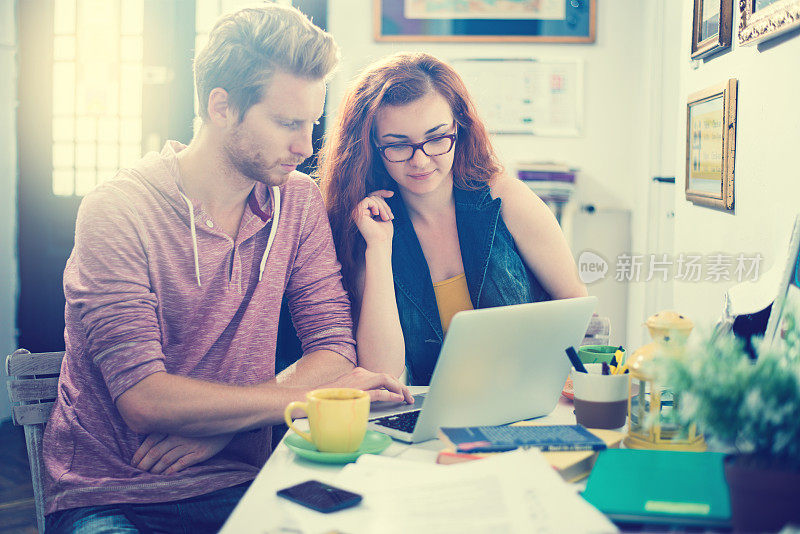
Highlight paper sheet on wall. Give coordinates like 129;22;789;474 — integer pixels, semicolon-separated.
451;58;583;136
279;450;616;534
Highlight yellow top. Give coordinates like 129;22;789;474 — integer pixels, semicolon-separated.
433;273;473;332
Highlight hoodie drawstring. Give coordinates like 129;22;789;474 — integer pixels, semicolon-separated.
179;186;280;287
259;186;280;281
178;190;202;287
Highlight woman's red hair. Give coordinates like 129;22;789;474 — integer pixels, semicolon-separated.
318;52;503;298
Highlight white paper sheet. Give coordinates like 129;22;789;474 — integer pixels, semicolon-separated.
451;58;583;136
280;450;617;534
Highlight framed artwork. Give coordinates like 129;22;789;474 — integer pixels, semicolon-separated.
691;0;733;58
374;0;596;43
739;0;800;45
685;79;737;211
765;215;800;346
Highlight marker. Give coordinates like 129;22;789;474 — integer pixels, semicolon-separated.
601;361;610;375
614;346;625;367
565;346;587;373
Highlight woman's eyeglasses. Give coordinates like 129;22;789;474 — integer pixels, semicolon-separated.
375;133;457;163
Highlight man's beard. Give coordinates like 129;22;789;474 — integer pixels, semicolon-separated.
223;129;287;187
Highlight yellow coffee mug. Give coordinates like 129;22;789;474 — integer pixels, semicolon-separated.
284;388;370;453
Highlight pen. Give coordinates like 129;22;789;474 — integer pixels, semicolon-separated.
565;347;587;373
601;362;610;375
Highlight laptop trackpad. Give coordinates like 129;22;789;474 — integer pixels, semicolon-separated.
369;393;425;418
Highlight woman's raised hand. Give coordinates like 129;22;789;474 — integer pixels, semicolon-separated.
353;190;395;246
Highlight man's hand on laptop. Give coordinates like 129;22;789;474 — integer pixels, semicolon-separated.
131;433;235;475
325;367;413;404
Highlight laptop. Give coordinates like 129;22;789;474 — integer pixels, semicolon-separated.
368;296;598;443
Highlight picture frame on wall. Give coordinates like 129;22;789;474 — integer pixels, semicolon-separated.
685;79;737;211
691;0;733;58
373;0;596;43
739;0;800;46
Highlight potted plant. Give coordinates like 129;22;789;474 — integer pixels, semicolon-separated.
657;312;800;532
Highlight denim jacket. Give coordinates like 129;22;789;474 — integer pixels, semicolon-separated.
387;185;551;385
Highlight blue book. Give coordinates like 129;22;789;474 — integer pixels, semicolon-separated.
438;424;607;453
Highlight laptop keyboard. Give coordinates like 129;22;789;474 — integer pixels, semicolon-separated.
370;410;421;433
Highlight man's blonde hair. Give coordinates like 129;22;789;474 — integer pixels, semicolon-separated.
194;4;339;122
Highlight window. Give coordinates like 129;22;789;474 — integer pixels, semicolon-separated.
52;0;143;196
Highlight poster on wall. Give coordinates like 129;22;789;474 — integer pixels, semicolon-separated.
685;79;737;211
450;58;583;136
374;0;596;42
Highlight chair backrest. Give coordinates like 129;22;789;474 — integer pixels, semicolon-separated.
582;314;611;347
6;348;65;534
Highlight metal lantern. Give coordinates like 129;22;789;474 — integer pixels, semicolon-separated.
624;311;706;451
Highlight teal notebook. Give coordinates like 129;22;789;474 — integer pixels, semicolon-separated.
582;449;731;528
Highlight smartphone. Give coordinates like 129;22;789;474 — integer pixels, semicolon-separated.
276;480;363;513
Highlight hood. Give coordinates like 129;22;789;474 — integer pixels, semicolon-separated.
127;140;280;287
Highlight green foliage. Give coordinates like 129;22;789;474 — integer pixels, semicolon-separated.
658;312;800;469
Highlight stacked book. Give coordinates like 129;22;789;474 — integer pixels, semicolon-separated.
517;161;577;204
437;422;624;483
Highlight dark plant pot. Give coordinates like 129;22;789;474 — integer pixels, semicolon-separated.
724;455;800;533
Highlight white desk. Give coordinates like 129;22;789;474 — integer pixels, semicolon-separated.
221;388;578;533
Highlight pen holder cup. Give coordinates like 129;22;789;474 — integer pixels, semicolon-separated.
571;364;629;429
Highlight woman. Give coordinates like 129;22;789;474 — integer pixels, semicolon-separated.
319;53;587;385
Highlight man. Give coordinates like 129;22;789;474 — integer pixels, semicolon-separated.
43;5;410;532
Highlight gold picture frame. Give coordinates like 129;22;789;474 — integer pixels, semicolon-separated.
739;0;800;46
691;0;733;58
685;80;737;211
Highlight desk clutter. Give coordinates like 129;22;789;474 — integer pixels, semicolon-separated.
273;303;800;533
279;450;617;534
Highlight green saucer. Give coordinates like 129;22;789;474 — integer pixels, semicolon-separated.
285;430;392;464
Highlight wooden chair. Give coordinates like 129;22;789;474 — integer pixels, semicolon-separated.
582;314;611;347
5;349;65;534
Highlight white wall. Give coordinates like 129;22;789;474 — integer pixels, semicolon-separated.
0;0;18;421
327;0;651;347
670;1;800;325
